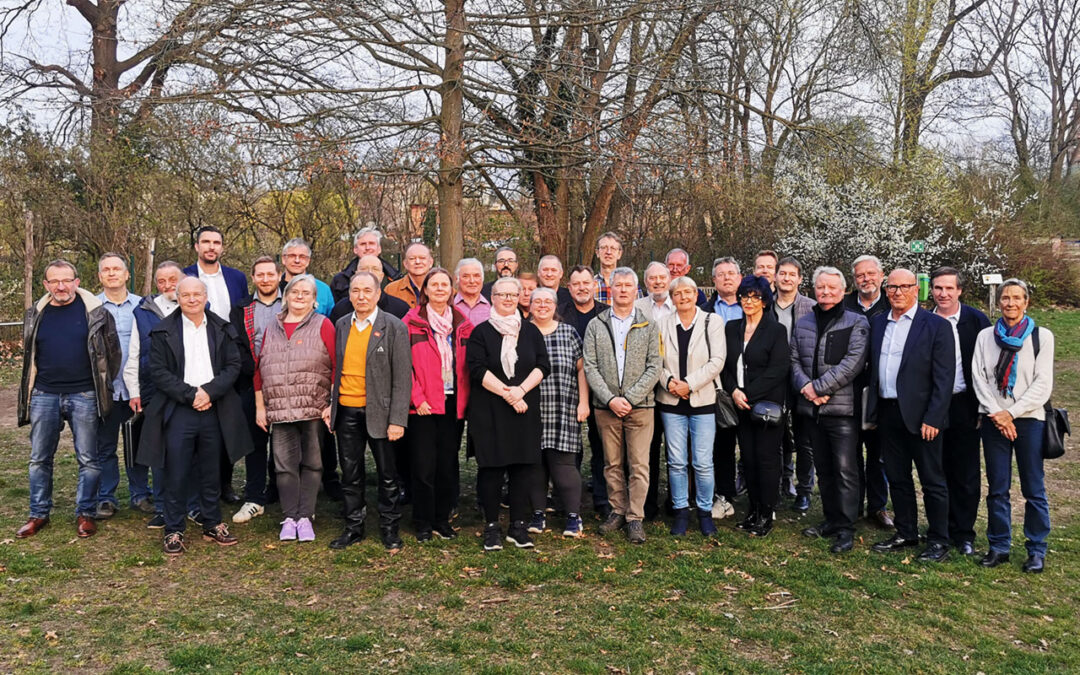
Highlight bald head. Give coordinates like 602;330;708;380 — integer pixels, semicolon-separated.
177;276;209;322
357;254;385;281
885;268;918;314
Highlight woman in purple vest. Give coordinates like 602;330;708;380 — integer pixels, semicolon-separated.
254;274;336;542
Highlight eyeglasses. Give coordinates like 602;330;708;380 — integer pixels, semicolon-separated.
492;292;518;300
597;245;621;253
495;258;516;265
284;253;310;261
45;278;76;286
739;294;763;303
885;283;917;294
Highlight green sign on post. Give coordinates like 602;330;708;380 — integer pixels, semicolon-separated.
910;240;926;253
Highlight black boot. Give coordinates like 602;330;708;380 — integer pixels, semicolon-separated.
736;504;759;531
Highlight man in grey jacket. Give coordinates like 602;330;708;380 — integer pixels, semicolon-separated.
328;271;412;551
583;267;662;544
790;266;869;553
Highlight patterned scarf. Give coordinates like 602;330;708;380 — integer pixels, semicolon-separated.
486;311;521;378
993;315;1035;397
426;304;455;376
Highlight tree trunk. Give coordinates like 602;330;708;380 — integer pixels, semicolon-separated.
437;0;467;267
24;209;35;310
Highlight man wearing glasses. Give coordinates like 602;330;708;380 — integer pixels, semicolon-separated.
385;242;434;308
482;245;519;300
279;238;335;317
866;269;955;562
17;260;121;539
594;233;642;303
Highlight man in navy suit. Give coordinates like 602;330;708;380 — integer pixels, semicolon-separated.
930;267;990;555
182;226;249;322
866;268;955;562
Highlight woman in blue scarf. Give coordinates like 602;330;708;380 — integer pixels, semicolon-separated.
971;279;1055;573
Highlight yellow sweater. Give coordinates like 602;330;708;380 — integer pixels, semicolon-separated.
339;323;372;407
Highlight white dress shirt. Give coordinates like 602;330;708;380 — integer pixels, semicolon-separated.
197;263;231;321
123;295;180;399
934;306;966;394
182;313;215;388
878;304;918;399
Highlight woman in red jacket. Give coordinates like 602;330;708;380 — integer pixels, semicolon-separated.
404;268;474;541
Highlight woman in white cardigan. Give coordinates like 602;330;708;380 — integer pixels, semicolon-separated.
971;278;1054;574
657;276;726;536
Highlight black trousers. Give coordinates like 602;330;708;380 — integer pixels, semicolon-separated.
644;407;665;518
336;406;401;534
409;402;463;533
239;387;274;505
586;411;609;508
877;399;949;545
857;428;890;514
783;412;816;496
943;393;981;546
479;463;537;524
163;406;223;534
807;415;860;535
713;424;738;502
321;425;341;490
736;410;785;512
530;449;583;516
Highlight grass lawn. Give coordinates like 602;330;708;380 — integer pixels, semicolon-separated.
0;309;1077;673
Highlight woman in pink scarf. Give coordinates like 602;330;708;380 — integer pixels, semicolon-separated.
403;268;474;542
466;277;551;551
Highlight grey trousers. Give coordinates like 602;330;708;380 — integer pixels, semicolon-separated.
272;419;324;520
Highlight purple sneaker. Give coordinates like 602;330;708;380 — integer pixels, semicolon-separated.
279;518;298;541
296;517;315;542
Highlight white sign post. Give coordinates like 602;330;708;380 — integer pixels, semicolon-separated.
983;273;1003;316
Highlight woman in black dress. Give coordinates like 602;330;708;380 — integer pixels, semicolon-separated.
721;275;790;537
467;277;551;550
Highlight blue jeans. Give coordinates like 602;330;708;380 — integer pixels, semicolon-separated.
96;401;152;506
982;417;1049;556
28;389;101;518
661;412;716;512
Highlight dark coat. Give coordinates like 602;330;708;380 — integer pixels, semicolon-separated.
329;292;410;324
181;263;249;307
466;320;551;467
941;303;991;425
789;308;869;417
720;313;790;406
866;307;955;435
137;311;253;467
330;256;401;303
329;309;412;437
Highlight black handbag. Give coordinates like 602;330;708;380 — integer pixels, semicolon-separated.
704;314;738;429
122;410;144;470
1043;401;1070;460
750;401;784;427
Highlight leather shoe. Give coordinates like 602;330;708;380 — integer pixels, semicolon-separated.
792;495;811;513
16;517;49;538
76;515;97;538
917;542;949;562
801;522;835;539
329;529;365;549
1022;554;1044;574
871;533;920;552
979;550;1010;568
830;532;854;554
870;510;894;529
956;541;976;556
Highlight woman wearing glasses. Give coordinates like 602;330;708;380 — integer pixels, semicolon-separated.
254;274;335;543
721;275;790;536
467;277;551;550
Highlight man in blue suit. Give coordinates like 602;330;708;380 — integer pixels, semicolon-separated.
182;226;249;322
866;268;955;562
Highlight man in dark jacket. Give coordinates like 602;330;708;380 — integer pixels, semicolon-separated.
17;260;121;539
138;277;252;556
182;225;249;321
930;266;991;555
790;266;869;553
843;254;893;529
867;269;955;562
330;227;401;303
329;254;410;323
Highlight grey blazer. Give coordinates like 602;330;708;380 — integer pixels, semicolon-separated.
330;309;412;438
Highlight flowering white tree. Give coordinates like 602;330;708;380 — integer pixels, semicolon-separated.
775;164;1008;280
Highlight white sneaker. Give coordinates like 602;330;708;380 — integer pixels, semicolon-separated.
712;495;735;520
232;502;265;524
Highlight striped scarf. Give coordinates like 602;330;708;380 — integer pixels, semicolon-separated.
993;315;1035;397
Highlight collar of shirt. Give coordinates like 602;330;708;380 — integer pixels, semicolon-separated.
676;306;700;329
933;306;961;322
255;292;281;307
197;263;222;279
858;292;881;311
454;292;489;308
886;303;918;324
610;309;635;325
154;295;179;313
98;292;138;308
181;313;208;331
353;306;379;332
655;296;674;312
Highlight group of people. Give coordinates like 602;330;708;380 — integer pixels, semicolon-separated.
15;227;1057;573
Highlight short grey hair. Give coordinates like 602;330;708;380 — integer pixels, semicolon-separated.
812;266;846;288
665;248;690;265
492;276;523;294
644;261;669;277
282;237;312;257
156;260;184;275
44;259;78;279
997;278;1030;302
669;275;698;294
530;287;558;304
538;254;564;272
354;226;382;246
284;273;317;298
455;257;484;276
712;257;740;276
612;266;638;288
98;252;128;271
350;271;381;289
851;254;883;275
